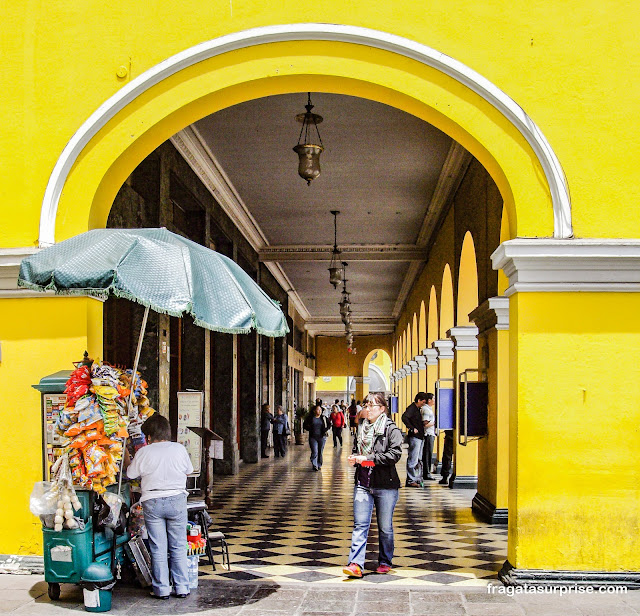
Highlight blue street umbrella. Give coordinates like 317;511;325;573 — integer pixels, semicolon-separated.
18;227;288;337
19;227;289;495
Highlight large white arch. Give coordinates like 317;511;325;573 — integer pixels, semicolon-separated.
39;23;572;247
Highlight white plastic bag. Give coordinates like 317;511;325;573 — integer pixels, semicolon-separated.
29;481;58;516
101;492;124;528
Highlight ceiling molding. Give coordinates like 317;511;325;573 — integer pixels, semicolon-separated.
392;261;423;319
260;245;429;262
172;127;313;321
171;127;268;249
262;262;311;321
390;141;471;321
416;142;473;247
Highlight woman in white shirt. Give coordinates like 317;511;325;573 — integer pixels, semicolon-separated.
126;414;193;599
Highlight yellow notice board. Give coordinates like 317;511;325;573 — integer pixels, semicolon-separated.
177;391;203;475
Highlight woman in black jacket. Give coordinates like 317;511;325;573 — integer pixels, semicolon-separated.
343;392;403;578
303;405;331;471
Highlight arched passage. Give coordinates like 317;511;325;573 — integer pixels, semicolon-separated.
440;265;454;338
41;24;572;249
428;286;439;346
362;348;392;394
457;231;479;325
419;301;427;390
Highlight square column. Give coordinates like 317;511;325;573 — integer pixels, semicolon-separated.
447;326;479;490
432;340;454;473
469;297;510;524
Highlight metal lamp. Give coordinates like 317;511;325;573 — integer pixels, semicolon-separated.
328;211;342;288
294;93;324;185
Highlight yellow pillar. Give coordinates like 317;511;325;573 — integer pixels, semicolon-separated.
448;326;479;489
432;340;454;467
470;297;510;524
415;354;427;392
410;359;419;399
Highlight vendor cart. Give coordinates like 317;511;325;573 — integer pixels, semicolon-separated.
41;484;131;600
33;371;132;600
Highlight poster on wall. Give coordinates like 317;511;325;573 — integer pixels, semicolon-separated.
177;391;204;475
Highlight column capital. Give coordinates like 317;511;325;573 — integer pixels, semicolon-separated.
408;360;419;373
469;296;510;333
421;348;439;365
447;326;479;350
432;339;454;360
414;355;427;370
403;363;412;374
491;238;640;295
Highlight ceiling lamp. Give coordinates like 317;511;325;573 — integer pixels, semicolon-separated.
293;92;324;185
328;211;342;288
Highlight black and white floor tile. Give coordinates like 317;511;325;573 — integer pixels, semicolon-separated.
200;434;507;586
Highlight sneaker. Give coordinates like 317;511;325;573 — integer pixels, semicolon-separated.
376;564;392;574
149;592;169;600
438;477;449;485
406;481;421;488
171;592;190;599
425;474;435;480
343;563;363;578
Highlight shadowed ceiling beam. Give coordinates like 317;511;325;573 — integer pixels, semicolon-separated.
259;245;428;262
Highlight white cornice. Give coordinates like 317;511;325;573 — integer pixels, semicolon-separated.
39;23;571;247
492;239;640;296
414;355;427;370
0;247;101;300
469;296;509;333
432;339;454;360
447;326;479;350
421;348;439;365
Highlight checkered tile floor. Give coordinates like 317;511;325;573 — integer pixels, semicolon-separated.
200;433;507;586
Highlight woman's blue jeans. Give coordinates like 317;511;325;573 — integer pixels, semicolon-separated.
143;494;189;596
348;486;399;567
309;436;327;468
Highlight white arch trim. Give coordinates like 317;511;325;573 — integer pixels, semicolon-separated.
39;23;572;247
368;363;390;392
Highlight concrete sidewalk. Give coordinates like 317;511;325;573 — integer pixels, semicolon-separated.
1;574;639;615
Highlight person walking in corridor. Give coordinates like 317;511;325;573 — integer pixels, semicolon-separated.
402;392;428;487
272;405;290;457
421;393;436;480
260;403;274;458
348;399;358;436
303;405;331;470
331;403;345;447
343;392;403;578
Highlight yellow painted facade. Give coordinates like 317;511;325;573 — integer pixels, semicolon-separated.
2;0;640;580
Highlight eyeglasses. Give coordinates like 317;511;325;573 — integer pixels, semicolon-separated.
363;403;382;409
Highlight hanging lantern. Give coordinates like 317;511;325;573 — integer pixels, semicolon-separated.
328;211;342;288
294;93;324;185
339;298;351;317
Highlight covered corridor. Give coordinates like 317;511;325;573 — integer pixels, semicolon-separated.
200;436;506;586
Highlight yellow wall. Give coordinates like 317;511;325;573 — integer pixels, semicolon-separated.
315;376;348;392
509;292;640;570
0;298;102;555
3;0;640;572
316;335;392;377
